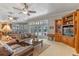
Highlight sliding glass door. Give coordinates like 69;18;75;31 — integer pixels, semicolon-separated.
29;20;49;39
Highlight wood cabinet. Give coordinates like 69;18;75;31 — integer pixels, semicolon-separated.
55;11;75;47
55;9;79;53
55;19;63;42
74;10;79;53
62;12;75;48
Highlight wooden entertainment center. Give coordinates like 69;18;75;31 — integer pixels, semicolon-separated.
55;9;79;53
55;19;63;42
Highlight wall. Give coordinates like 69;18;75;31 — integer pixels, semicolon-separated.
18;10;73;35
12;10;75;34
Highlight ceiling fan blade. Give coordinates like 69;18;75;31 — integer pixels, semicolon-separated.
18;12;22;14
23;3;28;9
27;13;30;16
8;15;11;17
8;12;13;14
13;17;18;20
29;10;36;13
13;7;22;11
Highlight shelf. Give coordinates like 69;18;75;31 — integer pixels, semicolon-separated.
62;24;73;27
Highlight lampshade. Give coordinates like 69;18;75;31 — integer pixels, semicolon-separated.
2;24;12;33
0;24;2;29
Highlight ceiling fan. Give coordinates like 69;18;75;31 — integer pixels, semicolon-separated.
8;12;13;14
7;12;18;20
7;15;18;20
13;3;36;16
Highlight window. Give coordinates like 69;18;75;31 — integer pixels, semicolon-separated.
28;20;49;39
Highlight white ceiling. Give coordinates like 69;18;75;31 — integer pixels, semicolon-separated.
0;3;79;22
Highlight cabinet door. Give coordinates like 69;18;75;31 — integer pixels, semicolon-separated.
68;38;75;47
62;36;68;44
55;34;58;41
55;34;62;42
58;35;62;42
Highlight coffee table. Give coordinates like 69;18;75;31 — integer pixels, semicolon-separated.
24;39;43;47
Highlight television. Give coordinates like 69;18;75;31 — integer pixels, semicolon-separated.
62;25;74;37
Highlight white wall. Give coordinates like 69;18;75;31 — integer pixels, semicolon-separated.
14;9;75;34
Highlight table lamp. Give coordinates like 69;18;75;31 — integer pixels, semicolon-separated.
2;24;12;34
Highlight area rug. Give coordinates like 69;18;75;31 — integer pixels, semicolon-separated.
33;43;50;56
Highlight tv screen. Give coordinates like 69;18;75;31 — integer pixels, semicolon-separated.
62;25;74;37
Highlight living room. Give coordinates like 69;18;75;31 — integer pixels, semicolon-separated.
0;2;79;57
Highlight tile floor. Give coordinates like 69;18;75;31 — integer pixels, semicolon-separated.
39;39;75;56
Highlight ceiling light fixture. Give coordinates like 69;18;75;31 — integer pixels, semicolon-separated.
8;17;13;20
7;15;18;21
22;11;28;14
